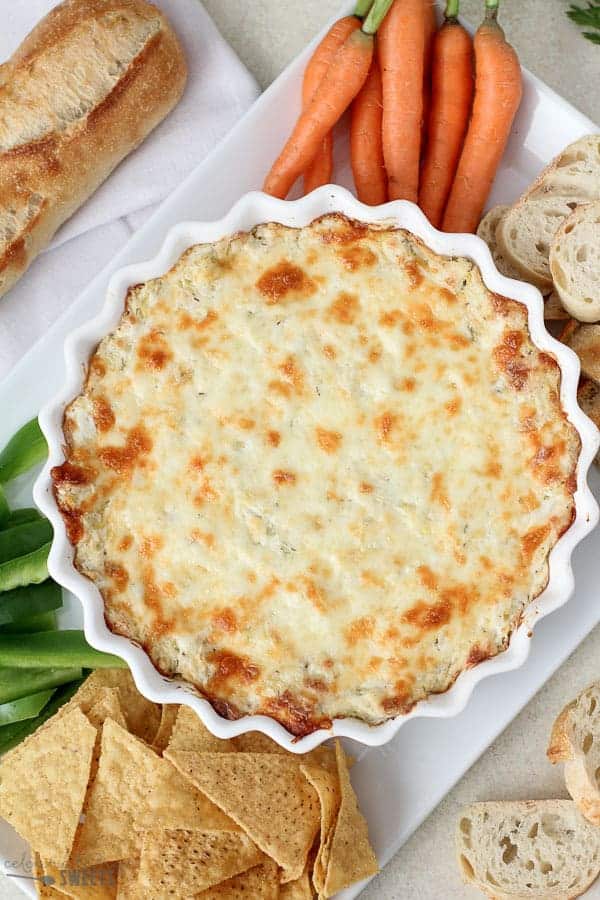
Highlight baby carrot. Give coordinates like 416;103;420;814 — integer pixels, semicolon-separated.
351;59;387;205
378;0;429;202
263;0;394;199
419;0;474;227
302;15;362;193
442;0;522;233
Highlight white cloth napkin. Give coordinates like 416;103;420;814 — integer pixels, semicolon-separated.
0;0;260;379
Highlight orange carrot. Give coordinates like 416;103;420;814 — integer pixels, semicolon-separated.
378;0;429;202
419;1;474;227
302;16;361;193
264;0;394;199
351;59;387;205
442;0;522;233
421;0;438;155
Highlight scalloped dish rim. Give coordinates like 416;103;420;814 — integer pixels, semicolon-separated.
33;186;600;752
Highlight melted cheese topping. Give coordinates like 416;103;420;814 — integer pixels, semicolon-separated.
53;215;579;734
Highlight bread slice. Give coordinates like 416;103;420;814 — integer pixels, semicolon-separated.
577;379;600;466
559;321;600;382
549;202;600;323
544;291;569;322
548;683;600;822
496;196;580;292
528;135;600;201
477;206;529;283
456;800;600;899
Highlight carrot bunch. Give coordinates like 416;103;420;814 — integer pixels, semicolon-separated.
263;0;522;234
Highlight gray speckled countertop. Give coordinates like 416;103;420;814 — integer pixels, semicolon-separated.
1;3;598;899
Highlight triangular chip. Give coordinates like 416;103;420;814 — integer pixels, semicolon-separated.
279;864;313;899
233;732;288;753
74;719;237;867
145;755;238;831
197;859;280;898
39;859;118;900
167;706;233;753
85;689;127;731
165;750;320;882
72;718;162;867
46;670;159;744
300;764;341;893
34;853;65;898
0;708;95;867
322;741;378;896
116;857;140;900
136;828;264;896
152;705;179;753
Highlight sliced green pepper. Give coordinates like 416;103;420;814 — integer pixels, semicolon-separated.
5;508;44;528
0;678;84;754
0;487;9;530
0;419;48;484
0;580;62;626
0;611;57;633
0;630;127;669
0;542;50;592
0;519;52;565
0;688;56;726
0;666;81;704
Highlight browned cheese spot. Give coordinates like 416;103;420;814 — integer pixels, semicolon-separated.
315;427;342;453
99;425;152;475
256;261;316;304
328;292;360;325
272;469;296;486
92;397;115;433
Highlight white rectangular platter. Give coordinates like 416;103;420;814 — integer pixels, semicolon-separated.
0;3;598;896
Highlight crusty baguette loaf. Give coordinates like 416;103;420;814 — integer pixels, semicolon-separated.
550;202;600;323
0;0;187;298
495;195;580;292
559;321;600;382
456;800;600;900
548;682;600;823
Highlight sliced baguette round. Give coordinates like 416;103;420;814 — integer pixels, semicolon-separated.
548;682;600;823
544;291;569;322
528;135;600;201
456;800;600;900
550;202;600;323
496;196;580;292
559;321;600;382
477;206;528;283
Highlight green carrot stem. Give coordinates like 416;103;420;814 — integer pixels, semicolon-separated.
445;0;460;18
362;0;395;34
484;0;499;20
354;0;375;17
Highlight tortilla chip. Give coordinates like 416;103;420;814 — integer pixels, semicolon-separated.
85;689;127;731
279;864;313;899
300;764;341;893
72;718;162;867
197;859;280;898
233;732;288;753
116;858;140;900
136;828;264;897
39;859;118;900
167;705;233;753
152;705;179;753
146;755;238;831
322;741;378;897
0;708;95;867
34;853;64;898
165;750;320;882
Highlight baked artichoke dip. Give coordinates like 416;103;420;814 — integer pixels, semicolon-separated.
53;214;579;735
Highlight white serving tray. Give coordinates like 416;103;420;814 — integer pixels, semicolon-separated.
1;1;598;895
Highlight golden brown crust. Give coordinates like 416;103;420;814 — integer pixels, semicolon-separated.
0;0;187;298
